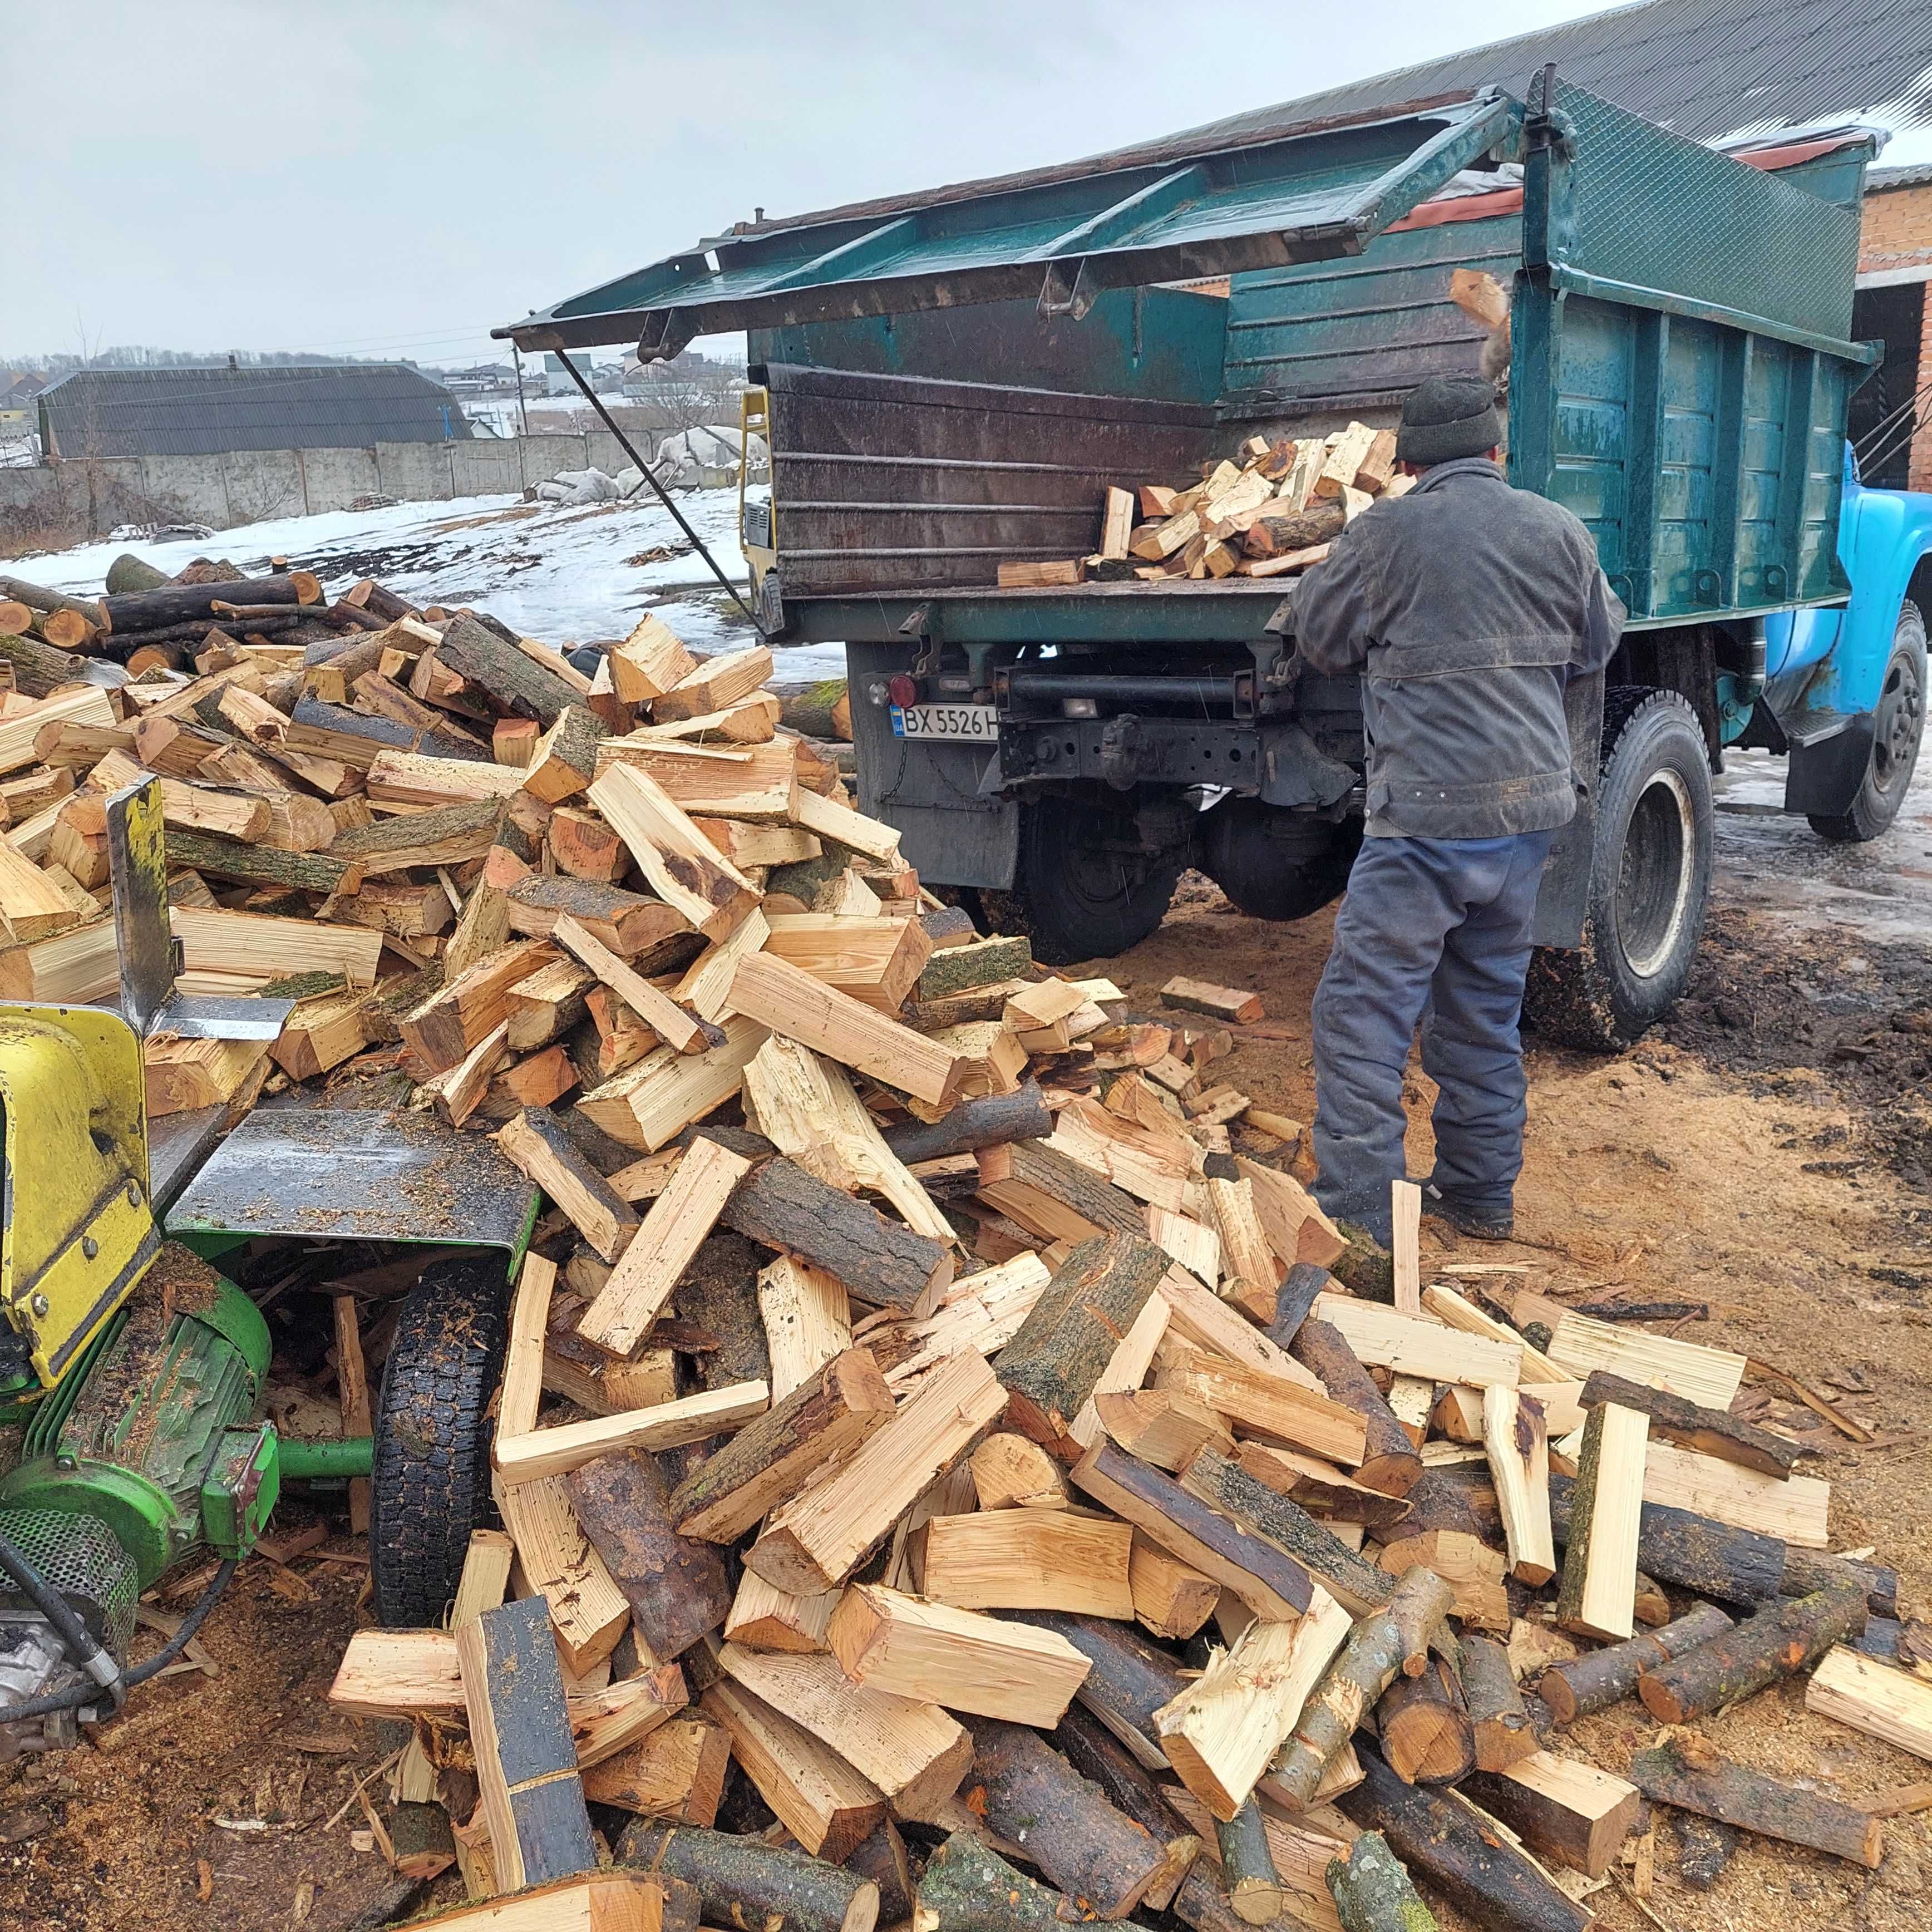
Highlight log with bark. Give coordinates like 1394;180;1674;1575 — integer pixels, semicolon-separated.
1576;1369;1803;1477
1013;1610;1192;1771
1337;1747;1591;1932
882;1081;1053;1165
963;1716;1169;1920
1288;1318;1422;1497
1326;1831;1440;1932
995;1233;1168;1453
1629;1732;1882;1868
1460;1635;1539;1773
617;1822;880;1932
1535;1601;1733;1724
100;571;317;634
1215;1800;1285;1924
437;612;585;726
1375;1655;1475;1787
912;1832;1066;1932
563;1450;733;1662
1637;1581;1866;1723
1268;1568;1454;1811
1053;1701;1200;1909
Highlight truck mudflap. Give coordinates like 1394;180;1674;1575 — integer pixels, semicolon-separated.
1527;668;1605;950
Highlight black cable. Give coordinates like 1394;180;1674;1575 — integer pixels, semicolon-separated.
0;1559;237;1724
551;349;768;635
0;1528;119;1707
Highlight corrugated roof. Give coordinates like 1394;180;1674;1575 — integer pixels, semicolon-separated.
1871;162;1932;191
38;363;473;459
1150;0;1932;151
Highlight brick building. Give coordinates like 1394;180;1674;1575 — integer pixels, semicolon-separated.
1855;165;1932;490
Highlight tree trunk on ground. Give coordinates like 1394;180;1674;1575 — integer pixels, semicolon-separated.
100;573;316;633
1629;1734;1883;1869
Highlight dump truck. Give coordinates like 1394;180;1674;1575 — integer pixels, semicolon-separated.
504;72;1932;1047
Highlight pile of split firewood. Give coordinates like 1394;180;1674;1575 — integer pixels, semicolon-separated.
2;556;1920;1931
997;423;1408;592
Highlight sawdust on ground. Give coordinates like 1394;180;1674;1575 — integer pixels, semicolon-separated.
2;876;1926;1931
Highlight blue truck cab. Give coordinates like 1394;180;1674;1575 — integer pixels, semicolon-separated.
504;72;1930;1047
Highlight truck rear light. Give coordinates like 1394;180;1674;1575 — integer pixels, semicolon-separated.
1061;697;1098;718
887;674;919;708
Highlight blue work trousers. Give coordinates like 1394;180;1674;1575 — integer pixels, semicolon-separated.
1310;830;1554;1246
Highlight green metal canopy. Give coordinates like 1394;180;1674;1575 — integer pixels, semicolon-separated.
499;91;1522;359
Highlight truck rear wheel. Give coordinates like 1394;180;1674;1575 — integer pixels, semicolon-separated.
1524;688;1713;1052
370;1254;510;1628
980;796;1180;965
1807;601;1925;842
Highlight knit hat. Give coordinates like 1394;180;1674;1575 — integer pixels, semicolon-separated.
1395;374;1502;466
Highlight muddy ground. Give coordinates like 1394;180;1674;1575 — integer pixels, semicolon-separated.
3;773;1930;1932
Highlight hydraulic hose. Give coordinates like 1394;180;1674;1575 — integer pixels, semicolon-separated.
0;1558;238;1724
0;1527;122;1709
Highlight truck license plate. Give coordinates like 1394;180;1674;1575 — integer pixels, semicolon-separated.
891;703;998;742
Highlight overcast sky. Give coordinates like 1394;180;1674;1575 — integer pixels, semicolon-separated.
9;0;1635;370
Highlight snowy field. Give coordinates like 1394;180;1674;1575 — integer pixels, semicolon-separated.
26;489;849;680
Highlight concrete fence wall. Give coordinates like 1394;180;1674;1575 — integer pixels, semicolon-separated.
0;429;640;544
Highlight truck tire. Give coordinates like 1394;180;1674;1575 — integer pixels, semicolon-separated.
370;1254;510;1628
979;797;1180;965
1807;600;1925;842
1201;797;1361;920
1523;687;1713;1052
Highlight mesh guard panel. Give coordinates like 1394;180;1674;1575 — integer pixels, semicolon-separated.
1557;81;1862;345
0;1509;137;1663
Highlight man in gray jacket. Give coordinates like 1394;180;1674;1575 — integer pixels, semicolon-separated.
1295;373;1624;1246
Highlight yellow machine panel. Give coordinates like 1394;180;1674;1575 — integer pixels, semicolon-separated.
0;1006;157;1386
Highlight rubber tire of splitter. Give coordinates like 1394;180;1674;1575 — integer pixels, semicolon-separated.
370;1254;510;1628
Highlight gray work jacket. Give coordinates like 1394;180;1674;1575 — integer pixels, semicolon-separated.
1294;458;1625;838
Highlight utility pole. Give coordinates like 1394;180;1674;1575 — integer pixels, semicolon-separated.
512;344;530;437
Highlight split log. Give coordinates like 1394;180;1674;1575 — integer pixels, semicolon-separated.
1461;1635;1539;1773
1054;1701;1201;1909
970;1432;1068;1510
1375;1655;1474;1787
669;1349;896;1544
965;1716;1169;1920
922;1510;1132;1617
1014;1610;1191;1771
582;1716;731;1822
1482;1387;1555;1586
724;1154;953;1317
977;1140;1146;1244
912;1832;1064;1932
617;1822;880;1932
1552;1401;1647;1641
1806;1645;1932;1760
1177;1448;1394;1616
1160;1349;1366;1467
701;1678;886;1862
1637;1581;1866;1723
436;612;584;726
1336;1746;1591;1932
1576;1370;1803;1477
1242;501;1345;560
747;1351;1007;1596
713;1644;972;1822
1156;1596;1354;1820
1630;1732;1880;1868
1288;1319;1422;1498
499;1106;639;1261
564;1450;732;1662
456;1595;598;1890
1268;1569;1455;1811
1461;1753;1644;1879
916;934;1032;1002
995;1232;1167;1454
1215;1800;1285;1924
507;874;690;959
1069;1442;1314;1624
1096;1388;1233;1472
1130;1537;1220;1639
1537;1599;1738;1723
1325;1830;1440;1932
883;1082;1053;1165
331;795;508;875
828;1583;1093;1727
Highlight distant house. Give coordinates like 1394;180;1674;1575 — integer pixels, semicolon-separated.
0;373;45;428
36;362;474;460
